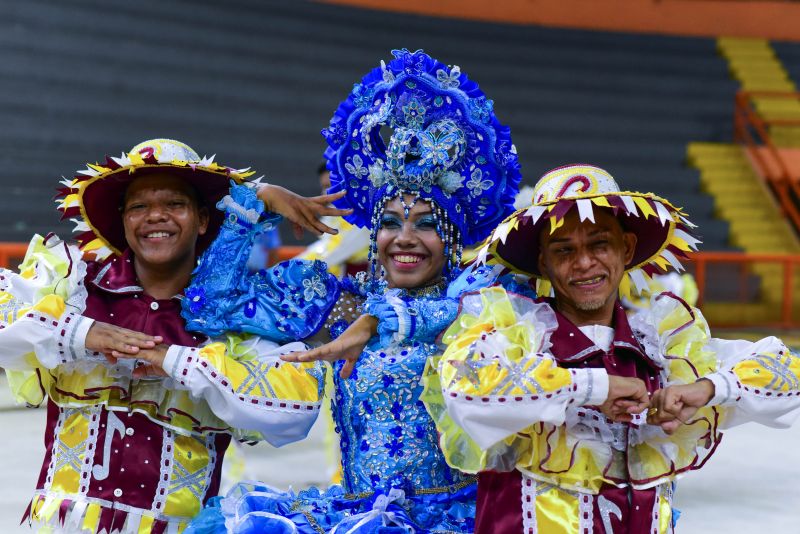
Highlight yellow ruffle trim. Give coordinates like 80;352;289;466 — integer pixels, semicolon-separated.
424;287;725;493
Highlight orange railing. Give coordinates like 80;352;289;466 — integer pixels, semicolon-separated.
320;0;800;42
1;243;797;327
734;90;800;235
687;251;800;328
0;242;29;269
273;246;305;263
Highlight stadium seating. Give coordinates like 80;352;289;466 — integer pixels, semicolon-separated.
1;0;738;252
687;38;800;322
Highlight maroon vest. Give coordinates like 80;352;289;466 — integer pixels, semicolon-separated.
30;251;229;533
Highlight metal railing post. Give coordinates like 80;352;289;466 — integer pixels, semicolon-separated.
735;90;800;237
782;258;794;328
694;255;706;308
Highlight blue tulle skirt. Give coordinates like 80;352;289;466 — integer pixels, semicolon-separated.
186;480;476;534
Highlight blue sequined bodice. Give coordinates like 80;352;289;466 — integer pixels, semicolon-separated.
333;335;466;495
181;184;491;500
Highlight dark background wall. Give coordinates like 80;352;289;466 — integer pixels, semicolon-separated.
2;0;741;247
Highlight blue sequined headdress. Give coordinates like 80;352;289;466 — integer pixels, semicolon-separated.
322;49;521;278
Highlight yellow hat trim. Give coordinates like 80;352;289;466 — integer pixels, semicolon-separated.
472;190;697;298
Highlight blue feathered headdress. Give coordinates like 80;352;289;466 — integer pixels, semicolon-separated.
322;49;521;247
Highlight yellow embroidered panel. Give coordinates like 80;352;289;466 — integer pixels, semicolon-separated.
733;351;800;391
439;287;572;397
50;408;94;495
198;340;321;403
162;434;213;518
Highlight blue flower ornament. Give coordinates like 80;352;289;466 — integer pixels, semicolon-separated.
322;49;521;247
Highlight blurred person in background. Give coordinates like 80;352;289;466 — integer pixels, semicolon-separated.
296;162;370;278
318;161;331;193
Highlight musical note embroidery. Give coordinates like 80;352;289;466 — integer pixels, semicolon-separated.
91;411;126;481
598;495;623;533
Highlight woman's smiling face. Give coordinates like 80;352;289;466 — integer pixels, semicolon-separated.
376;196;445;289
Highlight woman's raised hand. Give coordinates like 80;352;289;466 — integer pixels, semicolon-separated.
257;185;352;239
281;315;377;378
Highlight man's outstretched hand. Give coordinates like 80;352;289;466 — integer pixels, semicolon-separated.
647;379;715;434
85;321;162;360
599;375;650;422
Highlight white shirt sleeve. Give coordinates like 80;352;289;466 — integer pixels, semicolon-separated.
704;336;800;429
163;337;324;447
0;236;94;370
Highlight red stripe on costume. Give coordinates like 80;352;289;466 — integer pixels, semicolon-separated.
555;175;591;197
57;499;72;525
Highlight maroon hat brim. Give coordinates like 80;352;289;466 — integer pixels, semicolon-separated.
491;202;675;277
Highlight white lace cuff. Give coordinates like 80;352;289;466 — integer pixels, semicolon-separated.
573;368;610;406
704;371;740;407
163;345;199;388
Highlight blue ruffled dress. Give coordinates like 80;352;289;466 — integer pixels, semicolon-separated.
183;185;496;533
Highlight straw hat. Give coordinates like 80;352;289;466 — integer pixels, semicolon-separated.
56;138;255;259
474;164;700;297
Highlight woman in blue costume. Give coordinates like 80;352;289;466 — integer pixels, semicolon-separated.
184;49;521;533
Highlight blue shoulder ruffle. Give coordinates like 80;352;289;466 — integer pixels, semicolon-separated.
182;183;339;343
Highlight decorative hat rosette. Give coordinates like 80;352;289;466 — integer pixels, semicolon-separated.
322;49;521;276
56;138;256;260
474;164;701;297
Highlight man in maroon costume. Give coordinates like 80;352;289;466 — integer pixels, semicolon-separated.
424;164;800;533
0;139;349;532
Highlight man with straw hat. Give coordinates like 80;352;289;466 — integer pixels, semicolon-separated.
422;164;800;533
0;138;349;532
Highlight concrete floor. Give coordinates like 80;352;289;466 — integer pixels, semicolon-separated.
1;376;799;533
